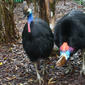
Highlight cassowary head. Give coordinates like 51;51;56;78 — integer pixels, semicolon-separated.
26;8;33;24
22;1;33;19
56;42;74;66
23;1;33;33
26;8;32;17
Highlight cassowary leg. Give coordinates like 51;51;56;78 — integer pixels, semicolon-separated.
42;60;47;75
80;50;85;75
34;63;44;85
43;60;49;85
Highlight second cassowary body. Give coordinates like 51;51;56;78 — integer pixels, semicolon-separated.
54;10;85;74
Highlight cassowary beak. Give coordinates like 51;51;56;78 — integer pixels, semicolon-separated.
22;1;32;18
23;9;30;18
56;42;71;66
56;50;70;66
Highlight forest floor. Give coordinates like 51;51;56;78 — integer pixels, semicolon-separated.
0;0;85;85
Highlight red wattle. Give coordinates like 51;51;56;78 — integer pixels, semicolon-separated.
28;23;31;32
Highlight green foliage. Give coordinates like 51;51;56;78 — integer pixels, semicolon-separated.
74;0;85;6
5;0;24;3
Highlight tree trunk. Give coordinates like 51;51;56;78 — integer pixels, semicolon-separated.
39;0;49;24
49;0;55;17
33;0;39;18
45;0;50;23
0;0;18;44
34;0;37;14
39;0;56;28
49;0;56;31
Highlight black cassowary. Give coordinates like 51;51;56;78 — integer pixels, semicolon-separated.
54;10;85;74
22;8;54;84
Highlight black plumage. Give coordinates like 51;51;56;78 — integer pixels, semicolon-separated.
22;9;54;84
54;10;85;49
54;10;85;74
22;19;54;62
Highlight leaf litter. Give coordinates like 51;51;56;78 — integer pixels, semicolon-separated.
0;0;85;85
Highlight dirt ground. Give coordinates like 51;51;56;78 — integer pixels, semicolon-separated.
0;0;85;85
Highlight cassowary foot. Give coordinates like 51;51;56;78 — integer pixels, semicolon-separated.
37;72;44;85
38;77;44;85
34;72;44;85
34;63;44;85
48;78;56;85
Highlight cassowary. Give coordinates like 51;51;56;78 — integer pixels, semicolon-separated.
54;10;85;74
22;8;54;84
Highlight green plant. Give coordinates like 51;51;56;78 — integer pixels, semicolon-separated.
74;0;85;6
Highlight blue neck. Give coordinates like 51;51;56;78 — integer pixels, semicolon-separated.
27;13;33;24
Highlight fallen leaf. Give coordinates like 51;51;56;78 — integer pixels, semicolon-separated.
9;47;13;52
28;78;33;82
6;76;16;81
48;78;56;85
0;62;3;66
19;83;23;85
4;57;7;60
50;66;54;69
